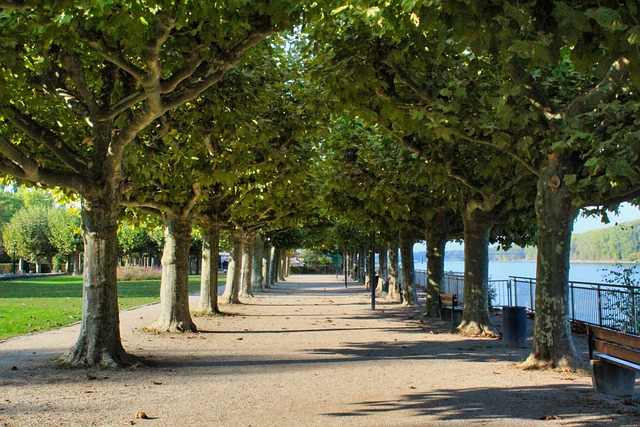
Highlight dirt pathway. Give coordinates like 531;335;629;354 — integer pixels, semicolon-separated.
1;275;639;426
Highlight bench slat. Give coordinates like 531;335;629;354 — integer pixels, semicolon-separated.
592;339;640;366
589;326;640;349
593;352;640;373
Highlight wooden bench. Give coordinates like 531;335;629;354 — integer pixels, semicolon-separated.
439;293;463;326
587;325;640;396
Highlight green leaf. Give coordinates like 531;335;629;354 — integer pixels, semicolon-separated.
584;7;628;32
564;174;577;186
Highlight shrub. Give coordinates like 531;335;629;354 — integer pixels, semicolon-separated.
117;265;162;281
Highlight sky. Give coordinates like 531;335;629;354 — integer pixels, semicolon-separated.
414;202;640;252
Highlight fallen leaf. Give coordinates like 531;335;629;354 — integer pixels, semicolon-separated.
409;386;416;389
86;373;97;380
10;366;18;371
493;372;501;374
236;337;243;340
488;359;498;363
539;415;562;420
84;390;94;393
153;381;163;385
135;412;149;419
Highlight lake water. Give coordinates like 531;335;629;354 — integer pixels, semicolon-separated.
413;260;639;284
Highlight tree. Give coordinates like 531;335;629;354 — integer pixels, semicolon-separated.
0;2;303;367
2;205;55;273
48;206;83;274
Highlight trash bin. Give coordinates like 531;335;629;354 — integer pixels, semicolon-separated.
502;306;527;347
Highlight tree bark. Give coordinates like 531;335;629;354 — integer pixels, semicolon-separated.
521;152;578;370
59;198;136;368
424;214;448;317
251;235;264;293
377;245;387;293
399;229;417;306
221;230;242;304
457;205;500;337
262;240;271;289
268;245;278;287
148;215;196;333
196;222;221;315
387;242;401;302
240;232;254;298
278;248;286;281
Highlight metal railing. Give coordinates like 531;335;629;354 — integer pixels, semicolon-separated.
415;270;640;334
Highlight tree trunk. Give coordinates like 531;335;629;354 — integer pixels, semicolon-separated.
424;216;448;317
268;244;278;287
387;242;401;302
149;215;196;333
278;248;286;281
377;245;387;293
521;152;578;370
358;247;366;284
240;232;254;298
196;222;221;315
60;198;135;368
457;205;499;337
221;230;242;304
399;229;417;306
262;240;272;289
73;252;81;275
252;235;264;293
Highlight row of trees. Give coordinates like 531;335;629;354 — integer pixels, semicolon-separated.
571;220;640;261
1;1;640;373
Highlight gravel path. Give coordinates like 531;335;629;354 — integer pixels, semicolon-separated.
1;274;639;426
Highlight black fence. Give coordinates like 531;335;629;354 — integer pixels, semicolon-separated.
415;270;640;335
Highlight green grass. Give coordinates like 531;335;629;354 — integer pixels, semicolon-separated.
0;274;226;341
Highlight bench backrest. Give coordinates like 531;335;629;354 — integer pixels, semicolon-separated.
439;293;457;307
587;325;640;366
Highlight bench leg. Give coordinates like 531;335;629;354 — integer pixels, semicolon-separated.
590;360;637;396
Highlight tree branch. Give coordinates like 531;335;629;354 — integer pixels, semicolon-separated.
586;185;640;208
382;59;434;101
458;134;540;176
564;57;629;120
505;59;561;121
6;106;87;173
61;47;100;117
180;182;202;219
78;30;146;83
0;1;29;9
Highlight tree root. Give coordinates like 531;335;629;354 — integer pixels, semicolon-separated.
57;346;142;369
517;354;576;371
146;319;197;334
457;320;501;338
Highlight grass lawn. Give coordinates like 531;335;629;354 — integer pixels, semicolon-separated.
0;274;226;341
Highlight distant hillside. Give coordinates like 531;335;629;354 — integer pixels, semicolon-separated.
413;219;640;263
571;220;640;262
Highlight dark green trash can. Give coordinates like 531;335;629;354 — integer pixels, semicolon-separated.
502;306;527;347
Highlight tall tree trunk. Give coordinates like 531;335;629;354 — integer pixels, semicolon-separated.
377;245;387;293
457;205;499;337
73;252;81;275
196;222;221;314
521;152;578;370
221;230;242;304
278;248;286;281
399;229;417;306
262;240;271;289
240;232;254;298
424;214;448;317
387;242;401;302
252;235;264;293
149;215;196;332
269;245;279;286
358;247;366;284
60;198;135;367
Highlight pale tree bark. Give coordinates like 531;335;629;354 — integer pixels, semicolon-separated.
376;245;387;293
457;205;500;337
424;212;448;317
278;248;286;281
240;232;254;298
251;235;264;293
148;214;196;332
60;198;136;367
221;230;242;304
399;229;418;306
262;240;271;289
520;152;579;370
387;242;401;302
196;222;221;314
358;247;366;284
269;245;279;286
